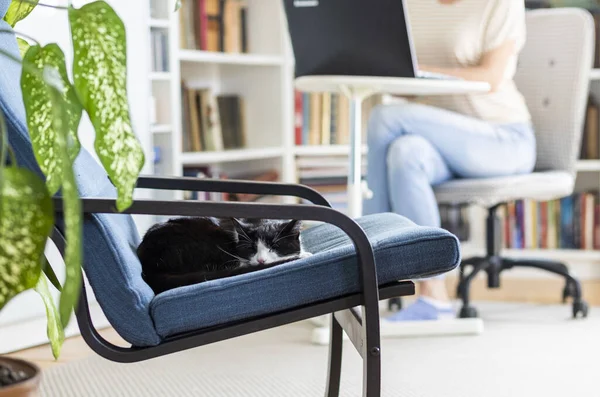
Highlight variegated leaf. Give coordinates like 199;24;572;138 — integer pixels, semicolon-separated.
16;37;29;58
46;87;82;329
0;167;53;310
3;0;38;27
174;0;182;11
69;1;145;211
35;273;65;359
21;44;82;195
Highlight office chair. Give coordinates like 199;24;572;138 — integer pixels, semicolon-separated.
434;8;595;319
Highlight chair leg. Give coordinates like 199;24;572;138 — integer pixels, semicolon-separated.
456;259;489;318
362;307;381;397
325;314;343;397
502;258;589;318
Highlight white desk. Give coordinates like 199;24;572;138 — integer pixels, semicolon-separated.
295;75;491;218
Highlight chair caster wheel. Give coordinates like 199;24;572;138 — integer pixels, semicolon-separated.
388;297;402;312
572;300;589;319
459;306;478;319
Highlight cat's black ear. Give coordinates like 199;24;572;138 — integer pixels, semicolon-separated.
231;218;250;240
281;219;301;235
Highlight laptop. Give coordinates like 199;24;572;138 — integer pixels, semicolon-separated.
282;0;456;80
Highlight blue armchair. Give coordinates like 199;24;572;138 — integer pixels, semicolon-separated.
0;3;460;395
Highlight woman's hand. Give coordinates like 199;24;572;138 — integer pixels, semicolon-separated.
419;39;517;92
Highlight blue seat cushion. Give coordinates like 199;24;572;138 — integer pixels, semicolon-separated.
150;213;460;339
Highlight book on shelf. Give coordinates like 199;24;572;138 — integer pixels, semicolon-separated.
179;0;248;53
181;83;247;152
581;96;600;160
151;28;169;72
439;204;471;242
294;91;379;146
183;167;279;202
296;155;367;214
499;192;600;250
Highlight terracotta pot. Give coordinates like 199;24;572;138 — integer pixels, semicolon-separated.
0;358;41;397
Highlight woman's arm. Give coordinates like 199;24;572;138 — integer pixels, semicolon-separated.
419;39;516;92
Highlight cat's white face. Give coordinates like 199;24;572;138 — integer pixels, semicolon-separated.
249;239;286;266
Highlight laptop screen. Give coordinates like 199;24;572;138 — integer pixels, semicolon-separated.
283;0;417;78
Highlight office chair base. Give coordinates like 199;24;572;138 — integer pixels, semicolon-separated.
459;306;478;319
457;205;590;320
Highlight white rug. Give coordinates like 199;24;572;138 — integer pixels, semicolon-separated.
40;302;600;397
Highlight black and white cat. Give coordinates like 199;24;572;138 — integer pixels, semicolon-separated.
137;217;311;294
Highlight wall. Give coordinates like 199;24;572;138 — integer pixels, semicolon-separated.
0;0;152;353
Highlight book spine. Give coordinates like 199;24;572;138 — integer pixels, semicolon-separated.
199;0;207;50
294;90;303;146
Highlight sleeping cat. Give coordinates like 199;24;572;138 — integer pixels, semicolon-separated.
137;217;311;294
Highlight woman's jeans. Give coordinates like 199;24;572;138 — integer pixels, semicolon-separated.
363;103;536;279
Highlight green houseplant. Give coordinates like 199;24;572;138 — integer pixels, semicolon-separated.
0;0;152;393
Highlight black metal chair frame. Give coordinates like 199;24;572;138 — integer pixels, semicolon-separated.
456;205;589;319
49;175;416;397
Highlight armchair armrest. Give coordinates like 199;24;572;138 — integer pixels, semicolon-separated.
136;175;331;207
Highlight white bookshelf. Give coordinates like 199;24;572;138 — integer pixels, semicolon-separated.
146;0;294;206
145;0;600;268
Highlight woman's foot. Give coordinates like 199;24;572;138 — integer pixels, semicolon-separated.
385;296;455;321
385;278;454;321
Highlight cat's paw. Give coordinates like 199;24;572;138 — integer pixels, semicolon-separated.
299;251;313;259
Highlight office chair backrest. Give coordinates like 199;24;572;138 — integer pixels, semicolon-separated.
0;0;161;346
514;8;594;174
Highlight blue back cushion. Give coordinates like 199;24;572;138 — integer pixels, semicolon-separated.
0;6;160;346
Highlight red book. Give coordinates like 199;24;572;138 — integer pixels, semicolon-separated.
594;203;600;249
540;201;548;249
198;0;208;50
294;90;303;145
504;204;511;249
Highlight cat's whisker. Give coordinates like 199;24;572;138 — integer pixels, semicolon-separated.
217;246;249;263
273;234;298;244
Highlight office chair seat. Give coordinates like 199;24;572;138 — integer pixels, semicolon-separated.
434;171;574;207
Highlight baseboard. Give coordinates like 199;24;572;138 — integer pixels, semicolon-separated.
0;302;111;354
443;277;600;306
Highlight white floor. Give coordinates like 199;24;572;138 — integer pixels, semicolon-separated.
41;302;600;397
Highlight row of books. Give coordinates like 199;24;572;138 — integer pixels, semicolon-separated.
181;85;247;152
581;96;600;160
294;92;381;146
150;28;169;72
179;0;248;53
499;192;600;250
183;167;280;202
297;156;367;214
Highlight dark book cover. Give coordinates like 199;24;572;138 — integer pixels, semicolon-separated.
560;196;574;249
217;96;235;149
240;4;248;53
515;200;524;249
573;193;582;249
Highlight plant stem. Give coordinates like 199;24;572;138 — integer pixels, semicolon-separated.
10;0;69;11
0;32;45;78
15;31;41;46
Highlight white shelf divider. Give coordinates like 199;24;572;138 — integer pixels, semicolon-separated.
150;124;171;134
179;50;285;66
590;68;600;80
149;18;169;28
294;144;368;156
576;159;600;172
181;147;285;165
149;71;171;81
